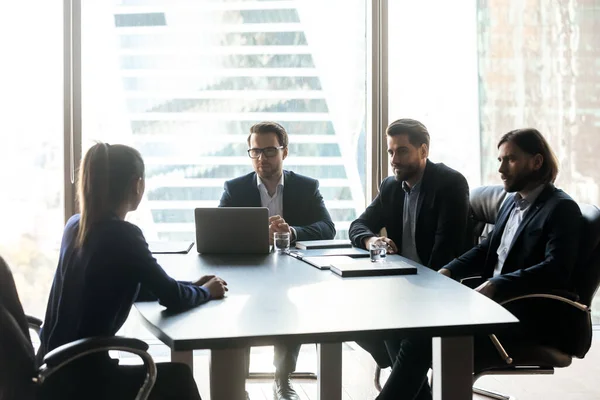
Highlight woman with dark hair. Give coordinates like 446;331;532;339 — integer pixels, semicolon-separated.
38;143;227;399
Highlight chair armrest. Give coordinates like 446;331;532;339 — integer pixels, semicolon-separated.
488;333;513;365
42;336;149;368
26;315;43;336
26;315;43;328
479;291;586;366
38;337;157;400
499;293;588;312
547;290;580;302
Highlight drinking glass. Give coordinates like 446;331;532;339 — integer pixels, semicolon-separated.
369;240;387;262
274;232;291;254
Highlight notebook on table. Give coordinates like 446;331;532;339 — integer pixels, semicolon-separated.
148;241;194;254
287;254;356;270
295;239;352;250
288;247;370;259
329;259;417;277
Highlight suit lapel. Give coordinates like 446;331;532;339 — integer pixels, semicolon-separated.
395;182;405;241
483;196;515;275
505;184;553;254
282;170;291;219
250;173;262;207
489;198;514;249
415;160;433;219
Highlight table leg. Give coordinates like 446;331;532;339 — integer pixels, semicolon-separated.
317;342;342;400
171;350;194;372
210;348;246;400
432;336;473;400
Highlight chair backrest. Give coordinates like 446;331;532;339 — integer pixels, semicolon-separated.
0;256;37;399
468;187;600;359
468;185;507;245
469;187;600;304
571;204;600;307
556;205;600;359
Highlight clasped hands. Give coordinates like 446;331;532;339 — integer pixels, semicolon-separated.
363;236;398;254
193;275;228;299
268;215;292;245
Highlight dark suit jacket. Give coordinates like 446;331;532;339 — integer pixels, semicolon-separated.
446;184;582;297
219;170;336;241
348;160;470;271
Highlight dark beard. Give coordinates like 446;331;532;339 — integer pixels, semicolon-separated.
394;165;419;183
504;170;536;192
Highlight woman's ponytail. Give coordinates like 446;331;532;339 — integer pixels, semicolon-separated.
76;143;110;247
75;142;145;247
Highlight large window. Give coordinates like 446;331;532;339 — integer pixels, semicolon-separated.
0;2;64;316
477;0;600;322
389;1;600;322
388;1;481;183
82;0;368;242
4;0;600;327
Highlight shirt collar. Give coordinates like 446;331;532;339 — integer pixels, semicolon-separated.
402;180;421;194
514;184;545;211
257;173;285;191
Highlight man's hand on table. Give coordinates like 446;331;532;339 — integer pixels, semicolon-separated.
363;236;398;254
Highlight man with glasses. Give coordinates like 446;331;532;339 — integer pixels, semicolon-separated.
219;121;335;400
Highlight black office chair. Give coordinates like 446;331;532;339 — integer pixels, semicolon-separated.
468;185;600;400
0;255;157;400
467;185;508;246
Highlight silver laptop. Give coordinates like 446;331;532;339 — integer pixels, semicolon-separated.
194;207;270;254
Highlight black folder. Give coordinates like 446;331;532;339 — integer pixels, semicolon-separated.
329;259;417;277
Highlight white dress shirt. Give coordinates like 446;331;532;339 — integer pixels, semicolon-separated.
257;173;297;240
257;173;284;217
493;184;545;277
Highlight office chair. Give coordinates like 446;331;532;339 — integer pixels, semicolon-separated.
0;256;157;400
467;185;600;400
373;186;600;397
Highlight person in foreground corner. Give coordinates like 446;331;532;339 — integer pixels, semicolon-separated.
377;128;581;400
348;118;470;374
219;121;335;400
38;143;228;400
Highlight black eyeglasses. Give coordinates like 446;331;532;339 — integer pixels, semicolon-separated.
247;146;284;159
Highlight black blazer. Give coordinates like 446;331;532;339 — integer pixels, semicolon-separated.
38;215;210;362
219;170;336;241
348;160;470;271
446;184;582;297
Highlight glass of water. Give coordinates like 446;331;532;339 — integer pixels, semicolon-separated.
369;240;387;262
274;232;290;254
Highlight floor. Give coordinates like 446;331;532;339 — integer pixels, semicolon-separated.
117;332;600;400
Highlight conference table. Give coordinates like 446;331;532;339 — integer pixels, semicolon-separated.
135;249;517;400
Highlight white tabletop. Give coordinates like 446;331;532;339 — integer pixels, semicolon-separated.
135;251;518;351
